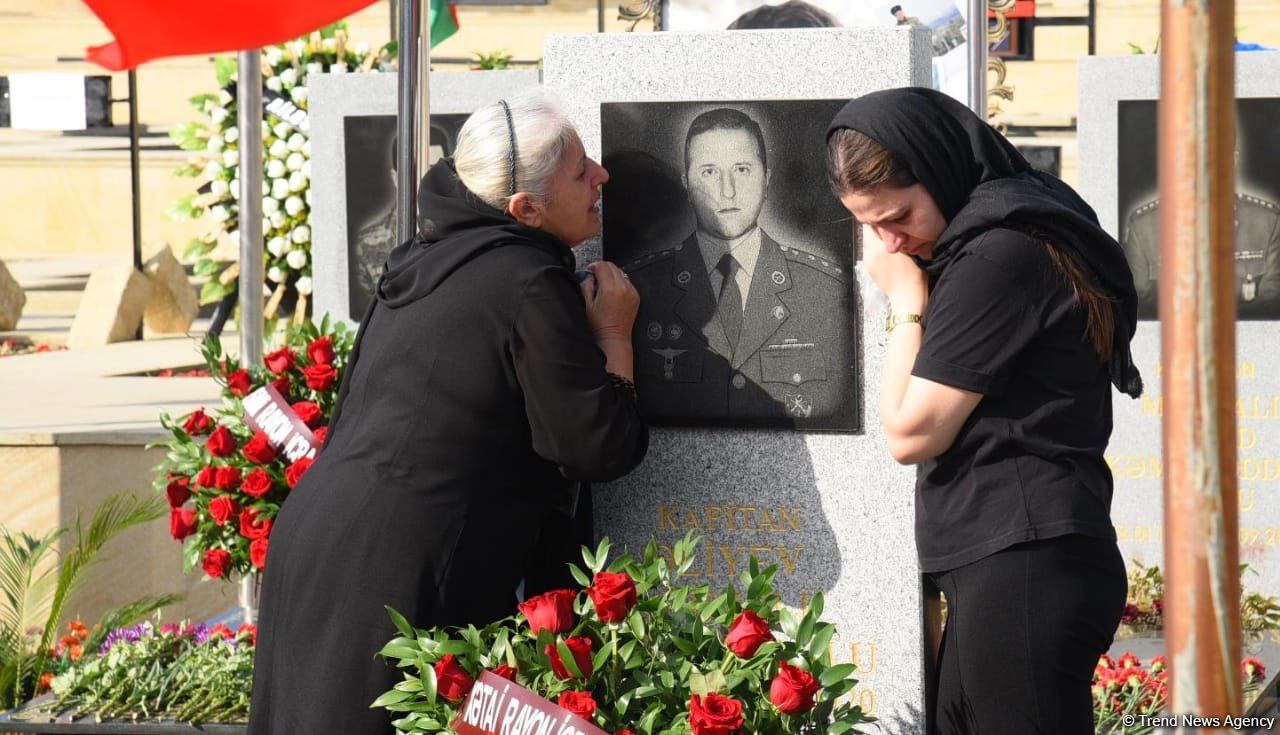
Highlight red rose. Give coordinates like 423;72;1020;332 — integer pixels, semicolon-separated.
165;476;192;508
434;654;475;703
182;408;213;435
545;636;593;680
241;468;274;499
769;660;821;715
312;426;328;445
558;690;597;721
196;465;217;489
616;731;637;735
587;570;637;623
302;364;338;391
213;466;241;491
250;537;269;568
226;369;253;397
491;664;518;682
290;401;323;428
242;432;277;464
206;426;237;458
270;376;291;399
688;693;744;735
1120;603;1143;624
209;495;240;526
285;457;313;488
169;508;197;540
263;347;296;374
201;549;232;579
307;336;335;366
239;507;273;539
1244;657;1267;684
518;589;577;635
725;610;774;658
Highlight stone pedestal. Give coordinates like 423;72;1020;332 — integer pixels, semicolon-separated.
142;246;198;337
0;259;26;331
66;262;153;350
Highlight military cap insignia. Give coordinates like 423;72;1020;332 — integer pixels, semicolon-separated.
773;305;787;321
785;393;813;418
667;324;684;340
677;270;691;285
647;322;663;341
771;270;786;285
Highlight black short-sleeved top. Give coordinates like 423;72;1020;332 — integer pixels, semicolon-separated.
912;227;1117;573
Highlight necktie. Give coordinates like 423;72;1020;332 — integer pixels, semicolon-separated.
716;253;743;351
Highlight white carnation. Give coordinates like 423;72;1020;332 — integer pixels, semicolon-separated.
209;107;229;125
273;122;291;140
225;126;239;143
287;133;306;152
291;41;306;56
210;179;229;197
290;86;308;105
210;205;230;223
302;140;312;157
230;178;240;199
305;188;312;206
265;76;283;93
206;134;224;153
265;48;284;67
269;139;288;159
284;196;305;216
289;171;308;192
267;236;288;256
222;149;239;168
203;160;224;179
268;266;285;283
267;159;287;179
286;152;305;172
330;62;347;74
307;62;324;75
355;42;370;55
280;68;298;87
263;197;280;215
295;276;314;295
219;90;233;106
286;249;308;269
262;217;272;231
301;159;311;178
291;225;311;244
270;211;287;229
271;178;290;200
226;229;239;245
270;176;290;199
322;38;337;52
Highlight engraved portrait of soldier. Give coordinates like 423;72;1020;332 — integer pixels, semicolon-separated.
343;113;467;319
602;100;858;431
1118;98;1280;319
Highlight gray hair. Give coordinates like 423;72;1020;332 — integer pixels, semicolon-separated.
454;90;578;211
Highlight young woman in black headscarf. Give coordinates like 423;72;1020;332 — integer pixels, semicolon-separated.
826;88;1142;733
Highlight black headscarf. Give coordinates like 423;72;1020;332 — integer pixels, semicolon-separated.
827;87;1143;398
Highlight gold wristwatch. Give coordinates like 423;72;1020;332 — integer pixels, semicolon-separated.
885;313;922;333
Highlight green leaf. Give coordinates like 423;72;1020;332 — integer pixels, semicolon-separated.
556;639;584;679
591;638;614;673
818;663;857;687
182;237;216;260
386;606;415;640
200;278;233;305
810;623;836;661
779;608;799;639
687;671;708;696
568;563;591;588
370;687;414;708
215;57;237;87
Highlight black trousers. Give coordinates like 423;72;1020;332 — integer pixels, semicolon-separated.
927;534;1127;735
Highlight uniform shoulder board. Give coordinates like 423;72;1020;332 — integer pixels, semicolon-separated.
779;244;845;278
623;246;680;273
1130;199;1160;218
1240;194;1280;213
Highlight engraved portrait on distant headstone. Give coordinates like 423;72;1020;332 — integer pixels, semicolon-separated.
343;113;467;317
1118;98;1280;319
602;100;859;431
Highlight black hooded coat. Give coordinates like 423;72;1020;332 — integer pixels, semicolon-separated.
248;160;648;735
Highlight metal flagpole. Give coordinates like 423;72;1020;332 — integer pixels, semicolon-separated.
1159;0;1241;722
967;0;987;117
396;0;431;244
236;47;265;624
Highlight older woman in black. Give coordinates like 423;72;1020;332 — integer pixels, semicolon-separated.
248;91;648;735
826;89;1140;733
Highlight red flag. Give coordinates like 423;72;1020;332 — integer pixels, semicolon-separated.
82;0;380;70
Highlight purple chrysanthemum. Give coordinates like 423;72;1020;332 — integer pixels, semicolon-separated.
98;622;152;655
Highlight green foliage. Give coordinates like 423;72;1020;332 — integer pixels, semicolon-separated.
376;534;873;735
472;50;513;70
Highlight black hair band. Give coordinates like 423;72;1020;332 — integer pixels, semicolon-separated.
498;99;518;197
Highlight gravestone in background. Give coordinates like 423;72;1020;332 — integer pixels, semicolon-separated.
545;27;932;731
309;70;542;324
1078;53;1280;673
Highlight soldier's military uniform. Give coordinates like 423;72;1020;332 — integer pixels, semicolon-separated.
624;230;856;430
1123;193;1280;319
349;207;397;317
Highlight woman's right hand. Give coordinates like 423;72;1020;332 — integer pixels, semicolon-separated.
579;261;640;341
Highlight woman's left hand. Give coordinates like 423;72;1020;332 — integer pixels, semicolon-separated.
864;228;929;314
